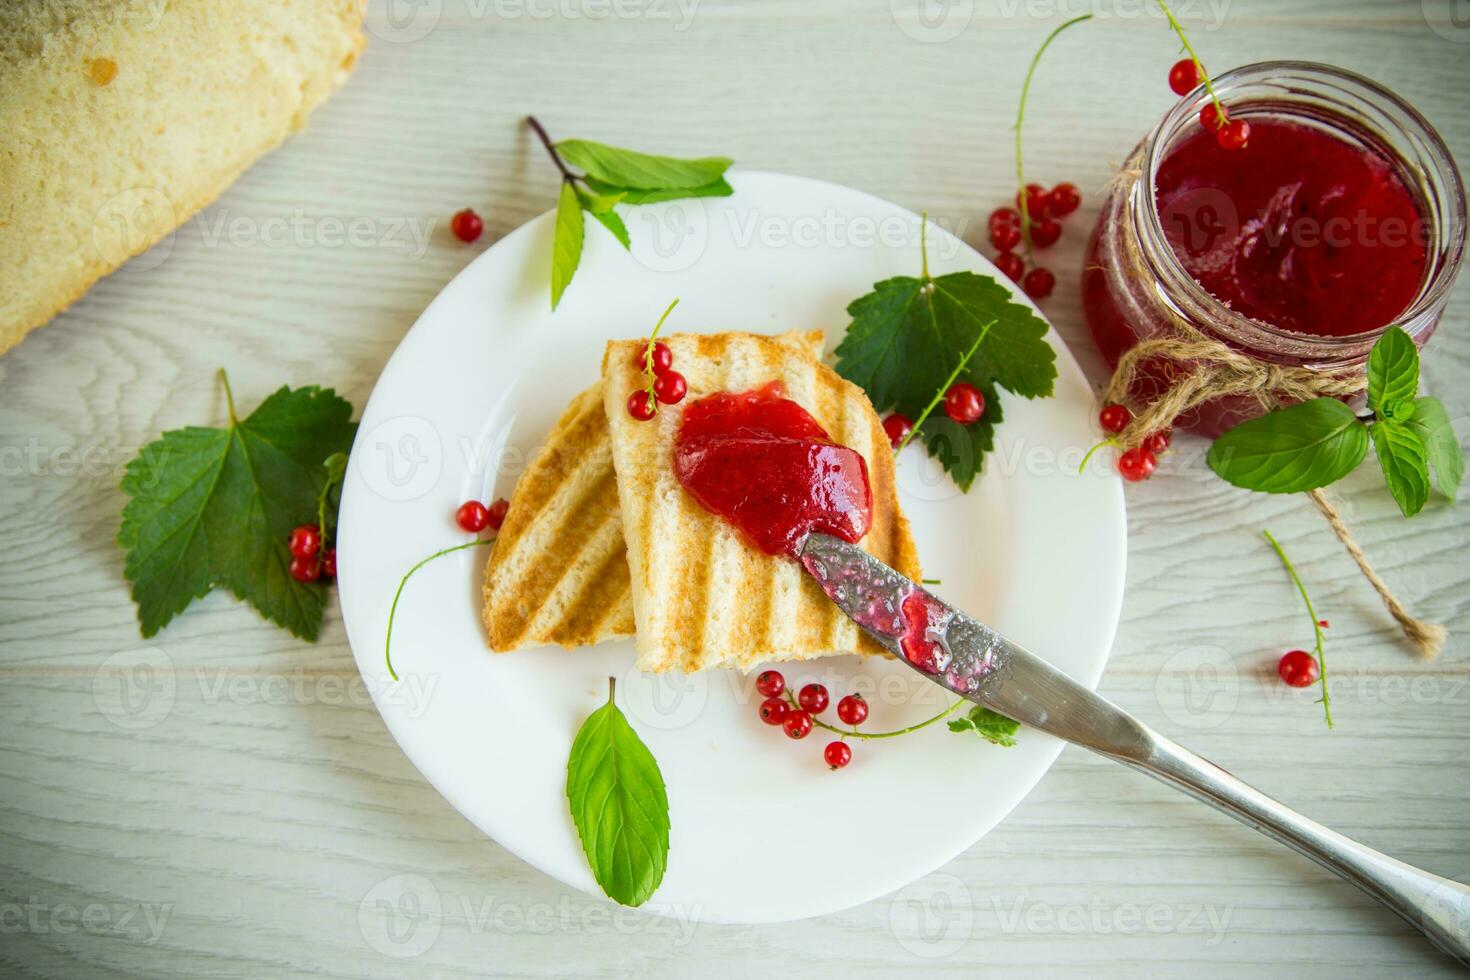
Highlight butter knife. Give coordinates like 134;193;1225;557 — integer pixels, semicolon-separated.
798;532;1470;966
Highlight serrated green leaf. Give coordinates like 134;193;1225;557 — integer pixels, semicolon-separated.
1371;421;1430;517
590;208;631;250
833;268;1054;490
1367;326;1419;412
583;175;734;205
575;186;625;214
118;383;357;639
1406;397;1463;500
550;181;584;310
557;139;731;191
1207;399;1369;493
566;685;670;907
318;451;348;542
947;706;1019;746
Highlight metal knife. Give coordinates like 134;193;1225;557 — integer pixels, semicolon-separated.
798;532;1470;966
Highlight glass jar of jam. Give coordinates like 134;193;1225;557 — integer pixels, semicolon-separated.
1081;62;1466;436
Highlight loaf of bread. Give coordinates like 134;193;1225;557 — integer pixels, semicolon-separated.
0;0;365;354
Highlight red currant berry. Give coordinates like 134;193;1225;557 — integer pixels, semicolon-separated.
1217;119;1250;151
627;389;656;421
486;498;509;531
1048;183;1081;217
1098;403;1132;434
1318;619;1330;629
1168;58;1201;96
1022;266;1055;299
1278;649;1320;688
782;710;813;740
321;547;337;579
1199;103;1226;132
1016;183;1049;218
1029;218;1062;248
990;222;1021;253
653;370;687;405
995;252;1025;282
823;741;852;770
943;383;985;425
758;697;787;725
1117;447;1157;482
883;414;914;449
1144;430;1172;454
450;208;483;243
755;670;785;698
455;501;490;533
798;683;829;714
836;694;868;726
636;341;673;375
988;206;1020;231
289;554;321;582
289;524;321;558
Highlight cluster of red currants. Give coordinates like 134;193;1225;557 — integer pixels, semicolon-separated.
753;670;868;770
287;524;336;582
1167;59;1249;151
988;181;1081;301
456;497;509;534
880;377;987;450
626;340;688;420
1097;402;1171;482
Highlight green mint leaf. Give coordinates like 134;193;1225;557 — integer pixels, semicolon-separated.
566;682;670;907
1207;399;1369;493
590;208;631;250
575;186;625;214
118;382;356;639
1371;420;1430;517
1366;326;1419;412
550;181;584;310
1406;397;1463;500
556;139;731;191
947;706;1019;746
834;269;1055;489
583;175;734;205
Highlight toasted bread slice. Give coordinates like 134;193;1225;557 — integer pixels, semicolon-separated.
483;331;826;652
602;331;921;673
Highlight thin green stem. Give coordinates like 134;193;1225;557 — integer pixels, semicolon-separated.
642;297;681;409
787;691;966;740
1077;438;1118;474
920;211;930;281
219;369;238;424
1015;14;1093;260
896;321;995;453
1263;529;1333;729
607;675;616;704
385;539;493;681
1154;0;1225;117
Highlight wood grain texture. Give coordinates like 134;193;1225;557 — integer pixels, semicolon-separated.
1;0;1467;975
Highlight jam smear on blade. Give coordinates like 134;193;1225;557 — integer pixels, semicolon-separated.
673;382;873;558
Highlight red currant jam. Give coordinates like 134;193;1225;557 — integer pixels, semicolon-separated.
1156;118;1427;336
673;382;873;558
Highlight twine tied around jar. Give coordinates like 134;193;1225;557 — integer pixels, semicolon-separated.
1099;158;1446;658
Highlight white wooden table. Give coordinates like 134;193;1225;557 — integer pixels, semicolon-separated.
3;1;1468;975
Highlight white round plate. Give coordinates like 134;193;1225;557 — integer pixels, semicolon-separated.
338;171;1126;924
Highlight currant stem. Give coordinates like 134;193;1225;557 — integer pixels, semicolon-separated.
1263;529;1333;729
895;321;994;453
385;538;493;681
919;211;930;281
218;368;238;424
785;691;966;740
1015;14;1092;259
1154;0;1226;118
526;115;578;184
641;297;681;410
1077;438;1118;474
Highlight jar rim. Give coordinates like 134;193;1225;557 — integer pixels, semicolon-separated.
1135;60;1467;359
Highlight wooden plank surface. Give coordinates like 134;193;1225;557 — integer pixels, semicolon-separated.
1;0;1467;975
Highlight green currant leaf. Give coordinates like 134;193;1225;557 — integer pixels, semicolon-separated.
1371;420;1430;517
118;381;356;639
947;706;1019;746
550;181;584;310
589;208;631;250
556;139;731;191
566;682;670;908
1207;399;1369;493
918;395;1000;493
583;175;734;205
1406;396;1463;500
1366;326;1419;412
317;451;348;543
